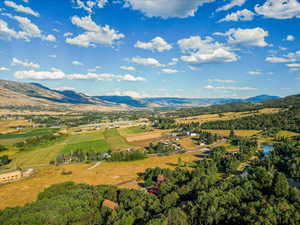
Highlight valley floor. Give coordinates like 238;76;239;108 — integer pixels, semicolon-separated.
0;151;200;210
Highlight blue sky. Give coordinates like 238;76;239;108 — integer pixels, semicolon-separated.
0;0;299;98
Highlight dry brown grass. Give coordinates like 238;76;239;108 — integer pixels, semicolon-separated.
176;108;282;124
177;137;198;150
0;152;200;210
202;129;261;137
125;130;168;142
0;120;32;134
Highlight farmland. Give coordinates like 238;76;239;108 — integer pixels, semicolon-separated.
176;108;282;124
0;151;200;210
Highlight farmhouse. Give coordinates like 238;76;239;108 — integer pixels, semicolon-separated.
0;170;22;184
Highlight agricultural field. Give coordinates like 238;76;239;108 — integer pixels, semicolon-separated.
0;120;32;134
103;128;135;151
0;151;201;210
63;140;109;154
118;126;148;136
176;108;282;124
202;129;262;137
0;128;55;140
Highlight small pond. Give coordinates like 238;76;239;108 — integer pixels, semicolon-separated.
262;144;274;158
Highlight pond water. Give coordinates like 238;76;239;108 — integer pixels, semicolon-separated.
262;144;274;157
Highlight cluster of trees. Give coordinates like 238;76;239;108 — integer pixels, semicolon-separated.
209;145;254;173
0;155;10;167
197;131;221;145
201;107;300;132
53;150;110;165
0;144;7;152
145;142;185;155
152;118;176;129
259;141;300;182
108;150;147;162
15;133;65;151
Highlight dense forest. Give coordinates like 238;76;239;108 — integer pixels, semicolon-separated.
201;107;300;132
1;138;299;225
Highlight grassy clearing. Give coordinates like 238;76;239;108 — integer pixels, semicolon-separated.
203;129;261;137
177;137;198;150
0;152;200;210
103;128;133;151
118;126;147;136
0;128;54;139
276;130;300;137
63;140;109;154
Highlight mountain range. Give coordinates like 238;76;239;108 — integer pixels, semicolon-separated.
0;79;280;110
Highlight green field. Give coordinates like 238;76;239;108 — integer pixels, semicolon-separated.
0;128;137;169
118;126;147;135
103;128;134;151
0;128;55;140
63;140;109;153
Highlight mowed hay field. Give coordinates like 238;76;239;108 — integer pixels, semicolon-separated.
203;129;262;137
124;130;170;147
176;108;282;124
0;152;200;210
103;128;135;151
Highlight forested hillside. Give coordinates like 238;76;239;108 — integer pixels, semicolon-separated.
201;107;300;132
168;94;300;118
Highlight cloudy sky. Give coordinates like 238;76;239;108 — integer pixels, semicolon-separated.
0;0;299;98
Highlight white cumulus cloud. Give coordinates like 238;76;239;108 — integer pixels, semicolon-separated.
120;66;136;71
266;50;300;63
131;56;163;67
219;9;255;22
178;36;238;64
66;15;124;47
72;60;83;66
11;57;40;69
218;27;269;47
135;37;172;52
217;0;247;12
0;67;10;71
255;0;300;19
0;15;56;42
162;68;178;74
4;1;40;17
73;0;108;13
124;0;215;18
285;35;295;41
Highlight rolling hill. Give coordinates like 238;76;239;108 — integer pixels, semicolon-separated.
0;79;121;111
0;79;281;111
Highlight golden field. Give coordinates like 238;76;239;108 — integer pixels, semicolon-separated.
0;152;200;210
